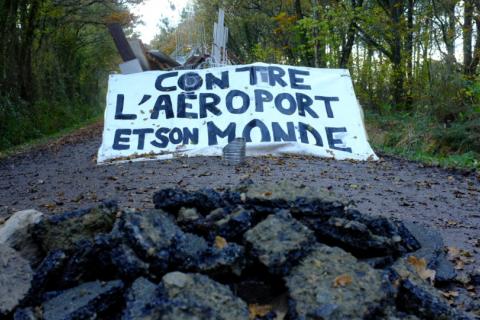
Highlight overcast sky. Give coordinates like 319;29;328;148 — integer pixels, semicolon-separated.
131;0;191;44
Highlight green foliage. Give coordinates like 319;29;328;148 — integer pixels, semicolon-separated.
0;0;137;151
0;95;103;150
366;110;480;170
433;111;480;154
147;0;480;169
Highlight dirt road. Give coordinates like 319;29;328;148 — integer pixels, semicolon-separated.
0;123;479;261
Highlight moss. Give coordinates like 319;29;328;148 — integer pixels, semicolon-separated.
35;204;117;253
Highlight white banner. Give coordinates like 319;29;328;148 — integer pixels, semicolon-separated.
97;63;377;164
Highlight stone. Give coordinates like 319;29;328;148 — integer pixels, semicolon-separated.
305;216;403;258
34;235;151;291
171;232;210;270
139;299;216;319
403;222;456;283
3;185;472;318
41;280;124;320
26;250;68;304
158;272;249;320
119;209;181;273
153;188;226;214
122;277;158;320
285;245;391;319
116;209;245;277
347;212;421;253
171;230;245;276
174;206;255;241
362;255;396;269
397;278;471;319
0;209;44;265
196;242;246;276
13;308;38;320
56;240;106;288
240;181;345;215
244;210;315;275
389;258;471;319
177;207;201;224
239;182;419;258
109;243;150;280
470;268;480;285
233;278;283;305
298;209;420;258
0;205;13;223
214;206;254;240
0;244;33;316
33;201;117;253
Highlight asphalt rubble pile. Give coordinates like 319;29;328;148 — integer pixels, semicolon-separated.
0;182;479;320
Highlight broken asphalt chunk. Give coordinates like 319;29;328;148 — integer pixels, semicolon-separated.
158;272;249;320
285;245;392;319
41;280;124;320
0;244;33;317
244;210;316;275
33;201;117;253
122;277;158;320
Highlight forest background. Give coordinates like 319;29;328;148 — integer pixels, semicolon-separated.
1;0;479;169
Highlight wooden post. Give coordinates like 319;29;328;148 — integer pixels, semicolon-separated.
212;9;228;65
107;23;136;62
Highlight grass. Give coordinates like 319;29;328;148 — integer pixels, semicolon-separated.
1;101;478;172
365;111;480;171
373;145;479;171
0;114;103;159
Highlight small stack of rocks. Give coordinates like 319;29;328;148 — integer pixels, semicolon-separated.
0;182;477;319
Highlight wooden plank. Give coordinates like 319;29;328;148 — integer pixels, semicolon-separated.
128;39;151;70
218;9;225;31
223;27;229;63
147;50;181;69
107;23;136;62
212;22;220;63
119;59;143;74
184;55;207;69
211;9;229;65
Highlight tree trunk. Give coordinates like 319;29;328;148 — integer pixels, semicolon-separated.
445;0;456;63
406;0;414;81
312;0;320;67
463;0;473;75
390;0;405;106
0;0;19;88
469;16;480;75
405;0;414;106
339;0;364;68
19;0;40;101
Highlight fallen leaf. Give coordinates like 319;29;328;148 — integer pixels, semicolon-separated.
333;274;353;288
41;203;57;211
440;290;459;299
214;236;228;250
447;246;461;257
198;172;212;177
454;260;465;270
248;304;272;320
407;256;436;284
446;220;458;226
466;285;476;292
